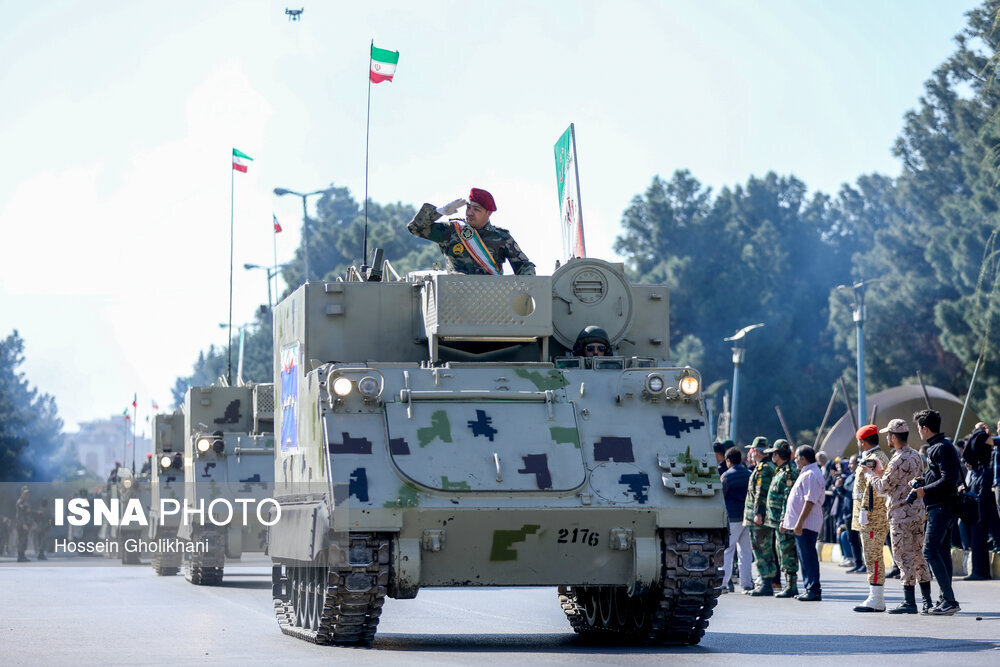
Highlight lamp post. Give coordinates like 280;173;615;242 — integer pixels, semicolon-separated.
837;279;880;425
273;187;333;282
724;323;764;445
244;262;291;311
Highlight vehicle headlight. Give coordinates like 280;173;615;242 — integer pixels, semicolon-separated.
680;376;700;395
358;376;379;398
159;455;172;469
212;439;225;455
332;377;353;397
645;374;665;394
196;438;211;453
122;478;133;489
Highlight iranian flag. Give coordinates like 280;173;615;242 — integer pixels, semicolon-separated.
273;213;282;233
370;44;399;83
232;148;253;173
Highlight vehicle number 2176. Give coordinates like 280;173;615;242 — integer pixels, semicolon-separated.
557;528;599;546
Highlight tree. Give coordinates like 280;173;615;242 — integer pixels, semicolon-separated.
0;330;66;481
615;171;856;442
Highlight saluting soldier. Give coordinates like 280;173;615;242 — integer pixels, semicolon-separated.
765;440;800;598
743;436;777;596
852;424;891;612
407;188;535;276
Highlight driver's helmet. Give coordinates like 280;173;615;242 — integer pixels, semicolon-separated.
572;326;611;356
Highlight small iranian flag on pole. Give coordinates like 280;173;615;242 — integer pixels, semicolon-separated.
273;214;282;233
233;148;253;172
370;45;399;83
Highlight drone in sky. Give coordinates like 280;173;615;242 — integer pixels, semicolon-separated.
285;7;303;21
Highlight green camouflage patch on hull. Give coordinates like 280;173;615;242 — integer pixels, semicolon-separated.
549;426;581;448
417;410;452;447
489;524;541;561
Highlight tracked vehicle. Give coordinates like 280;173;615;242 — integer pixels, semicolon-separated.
268;256;726;645
176;383;275;585
99;466;151;565
149;411;185;575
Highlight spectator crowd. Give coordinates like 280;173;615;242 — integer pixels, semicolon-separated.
717;409;1000;615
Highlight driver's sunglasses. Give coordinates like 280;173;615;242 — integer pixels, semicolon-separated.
586;343;606;353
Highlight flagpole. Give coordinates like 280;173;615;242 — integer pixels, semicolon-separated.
570;123;586;258
363;38;373;269
228;150;234;385
272;216;278;310
131;399;137;474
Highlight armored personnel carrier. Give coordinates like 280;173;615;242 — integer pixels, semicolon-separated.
268;257;726;645
176;383;275;585
149;412;185;575
99;466;151;565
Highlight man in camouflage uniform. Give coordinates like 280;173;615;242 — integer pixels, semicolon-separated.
743;436;777;596
407;188;535;276
765;440;800;598
15;486;32;562
852;424;891;612
865;418;932;614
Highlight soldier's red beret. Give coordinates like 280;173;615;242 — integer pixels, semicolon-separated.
469;188;496;212
856;424;878;440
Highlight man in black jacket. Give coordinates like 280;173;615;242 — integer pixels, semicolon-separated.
912;409;962;615
964;423;1000;580
721;447;753;592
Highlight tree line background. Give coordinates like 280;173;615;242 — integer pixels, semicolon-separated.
6;2;1000;481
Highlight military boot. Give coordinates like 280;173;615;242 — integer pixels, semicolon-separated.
774;573;799;598
888;585;918;614
919;581;934;614
750;576;774;596
853;584;886;612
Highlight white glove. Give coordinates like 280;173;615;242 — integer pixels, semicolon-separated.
435;198;467;216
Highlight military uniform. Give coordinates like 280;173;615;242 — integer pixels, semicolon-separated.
765;460;800;578
407;204;535;276
15;492;31;562
743;458;777;581
868;445;931;587
852;446;891;585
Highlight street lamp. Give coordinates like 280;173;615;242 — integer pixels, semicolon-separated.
836;279;881;425
273;187;334;282
244;262;291;311
723;323;764;445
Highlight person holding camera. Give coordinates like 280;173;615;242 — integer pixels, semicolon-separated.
863;418;932;613
851;425;891;612
912;408;962;615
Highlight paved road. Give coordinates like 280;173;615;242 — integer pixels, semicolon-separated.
1;553;999;665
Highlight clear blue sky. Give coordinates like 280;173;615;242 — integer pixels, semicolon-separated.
0;0;980;432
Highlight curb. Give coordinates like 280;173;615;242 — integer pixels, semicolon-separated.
819;542;1000;579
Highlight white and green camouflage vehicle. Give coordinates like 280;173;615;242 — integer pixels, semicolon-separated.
176;383;275;585
99;465;151;565
268;256;726;645
149;411;185;575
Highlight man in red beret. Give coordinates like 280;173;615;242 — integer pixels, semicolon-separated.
407;188;535;275
851;424;891;612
